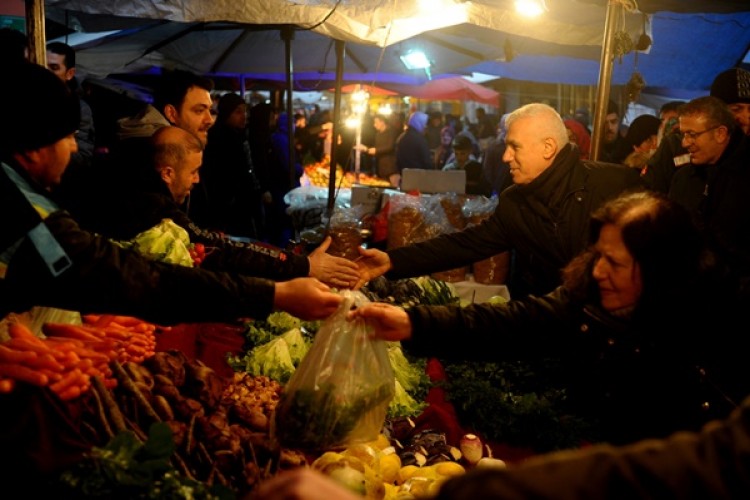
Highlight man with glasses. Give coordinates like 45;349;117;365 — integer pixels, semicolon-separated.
668;95;750;296
643;68;750;193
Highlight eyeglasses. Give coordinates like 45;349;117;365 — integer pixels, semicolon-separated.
680;125;721;142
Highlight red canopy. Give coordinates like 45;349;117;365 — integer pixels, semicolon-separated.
411;76;500;106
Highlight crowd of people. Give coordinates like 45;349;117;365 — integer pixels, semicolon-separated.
3;26;750;498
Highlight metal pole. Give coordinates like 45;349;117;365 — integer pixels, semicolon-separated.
25;0;46;65
327;39;345;215
590;0;619;161
281;26;296;190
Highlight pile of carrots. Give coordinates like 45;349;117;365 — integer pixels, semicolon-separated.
0;314;160;400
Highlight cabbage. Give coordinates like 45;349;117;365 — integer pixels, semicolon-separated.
279;327;309;366
115;219;193;267
388;379;427;418
242;337;296;383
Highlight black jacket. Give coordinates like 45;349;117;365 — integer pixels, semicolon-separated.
405;286;744;445
668;130;750;286
0;160;276;325
388;144;644;297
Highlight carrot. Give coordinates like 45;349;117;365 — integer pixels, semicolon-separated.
7;323;45;345
49;368;86;394
4;337;52;356
28;353;66;372
57;385;82;401
0;345;38;364
42;323;101;342
38;369;63;383
91;314;115;328
0;364;49;386
0;378;15;393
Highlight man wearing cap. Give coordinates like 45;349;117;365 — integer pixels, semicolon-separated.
667;95;750;294
0;62;344;322
443;135;492;196
621;114;661;174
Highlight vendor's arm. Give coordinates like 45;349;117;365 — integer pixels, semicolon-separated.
2;211;340;325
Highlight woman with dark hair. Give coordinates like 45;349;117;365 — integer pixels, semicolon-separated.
352;189;745;446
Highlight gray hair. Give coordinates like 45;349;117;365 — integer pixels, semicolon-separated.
506;103;569;147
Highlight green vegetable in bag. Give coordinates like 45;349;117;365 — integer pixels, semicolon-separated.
272;291;395;451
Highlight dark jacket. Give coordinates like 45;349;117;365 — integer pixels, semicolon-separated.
387;144;644;297
0;161;276;325
396;127;434;172
201;122;262;238
96;162;310;281
404;286;743;445
668;130;750;286
372;126;398;179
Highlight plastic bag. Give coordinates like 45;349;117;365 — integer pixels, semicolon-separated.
272;290;395;450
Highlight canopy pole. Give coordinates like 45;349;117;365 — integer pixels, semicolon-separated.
590;0;620;161
327;39;345;216
25;0;46;65
281;26;296;190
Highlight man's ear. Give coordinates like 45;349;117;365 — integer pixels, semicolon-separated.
542;137;558;160
163;104;178;125
65;67;76;82
159;166;174;184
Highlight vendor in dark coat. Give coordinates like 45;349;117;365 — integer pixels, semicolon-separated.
97;126;359;288
356;103;643;298
0;62;344;324
353;190;745;445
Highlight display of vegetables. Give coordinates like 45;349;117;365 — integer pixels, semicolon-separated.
0;314;158;400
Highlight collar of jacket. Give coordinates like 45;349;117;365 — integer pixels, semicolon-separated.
512;143;583;218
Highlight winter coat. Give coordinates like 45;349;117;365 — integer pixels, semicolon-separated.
404;286;744;446
201;122;262;238
668;129;750;285
387;144;644;297
372;126;398;179
396;127;434;172
0;161;276;325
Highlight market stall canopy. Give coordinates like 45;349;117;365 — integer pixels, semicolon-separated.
407;76;500;106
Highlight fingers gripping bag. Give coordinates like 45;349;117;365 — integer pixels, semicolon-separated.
271;291;395;451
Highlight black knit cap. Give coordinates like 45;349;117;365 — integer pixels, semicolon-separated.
625;114;661;149
217;92;246;123
0;62;79;157
710;68;750;105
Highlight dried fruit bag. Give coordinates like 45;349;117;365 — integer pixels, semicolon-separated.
272;291;395;450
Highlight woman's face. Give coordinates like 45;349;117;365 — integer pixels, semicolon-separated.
591;223;643;312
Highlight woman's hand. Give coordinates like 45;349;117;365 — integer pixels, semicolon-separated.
347;302;413;341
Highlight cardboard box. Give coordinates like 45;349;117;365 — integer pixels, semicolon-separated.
401;168;466;194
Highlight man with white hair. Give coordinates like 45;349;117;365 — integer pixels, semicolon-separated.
356;103;643;297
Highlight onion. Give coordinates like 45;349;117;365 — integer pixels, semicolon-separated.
459;433;483;465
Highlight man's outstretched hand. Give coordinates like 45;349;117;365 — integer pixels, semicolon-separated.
353;246;391;290
308;236;360;289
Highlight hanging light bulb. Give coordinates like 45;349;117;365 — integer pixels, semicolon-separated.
514;0;546;18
